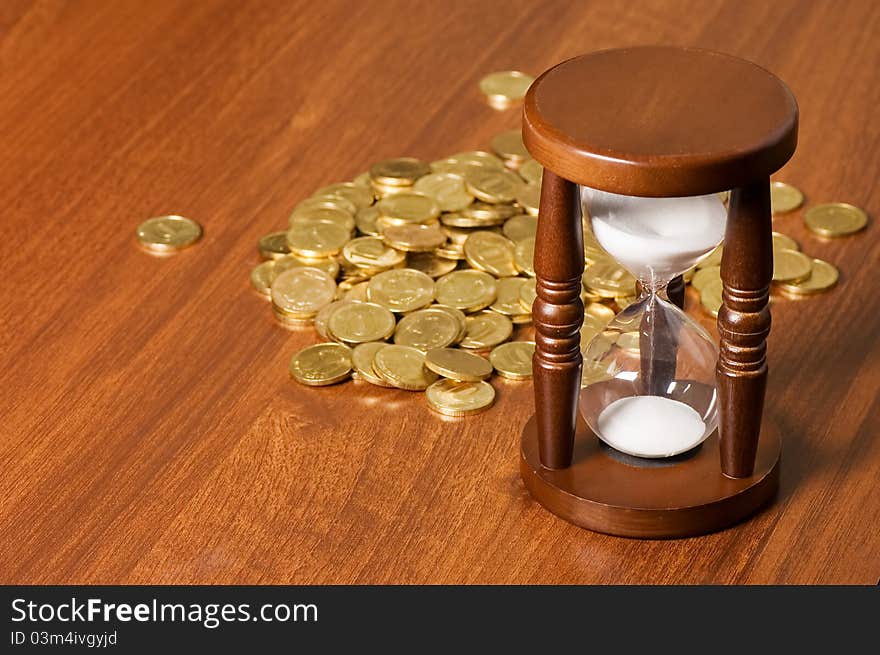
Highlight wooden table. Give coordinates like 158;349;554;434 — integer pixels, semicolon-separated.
1;0;877;585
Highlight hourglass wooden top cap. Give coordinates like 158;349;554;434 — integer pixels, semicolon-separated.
523;46;798;196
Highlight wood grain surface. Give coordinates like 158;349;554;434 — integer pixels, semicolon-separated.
0;0;877;584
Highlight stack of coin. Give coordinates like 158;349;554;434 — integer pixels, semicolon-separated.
251;123;863;413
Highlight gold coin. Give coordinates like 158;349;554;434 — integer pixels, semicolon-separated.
393;307;460;351
515;183;540;216
776;258;839;295
373;344;439;390
459;312;513;350
314;300;350;340
367;268;435;313
286;222;350;258
289;204;356;233
804;203;868;237
274;253;340;279
690;265;721;292
582;260;637;298
257;231;291;259
136;215;202;253
519;277;537;312
490;129;529;164
513;236;535;276
376;192;440;225
434;242;466;260
435;270;497;311
405;252;458;278
502;213;537;242
697;244;723;269
343;236;406;269
424;348;493;382
370;157;431;187
464;168;523;204
700;277;723;317
449;150;505;170
250;260;275;297
355;206;381;236
479;71;535;104
489;341;534;380
343;281;369;302
382;223;447;252
773;248;813;283
770;181;804;215
351;342;391;387
271;267;337;318
518;159;543;185
425;379;495;416
314;182;374;211
463;231;518;277
490;276;528;315
461;201;519;221
413;172;474;212
327;301;396;344
771;232;799;252
288;343;352;386
292;195;357;218
430;304;468;343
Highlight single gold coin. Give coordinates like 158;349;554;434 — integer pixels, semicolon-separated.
700;277;723;318
327;301;396;344
502;213;537;242
464;168;523;204
697;244;724;269
772;231;799;252
351;342;391;387
367;268;435;313
274;253;340;279
425;379;496;416
804;203;868;237
288;343;352;386
459;312;513;350
773;248;813;283
490;129;529;164
435;269;498;311
343;236;406;269
314;300;350;340
518;159;543;185
257;231;291;259
513;236;535;276
286;222;350;258
370;157;431;187
519;277;537;312
690;265;721;292
292;195;357;219
464;231;518;277
250;260;276;297
355;206;381;236
424;348;493;382
289;204;356;233
515;183;540;216
489;341;535;380
776;258;839;295
405;252;458;278
413;172;474;212
393;307;460;351
448;150;506;170
271;267;337;318
376;192;441;225
136;215;202;253
770;181;804;215
461;201;519;221
434;242;466;260
373;344;439;390
479;71;535;106
490;276;528;315
582;260;637;298
430;304;468;343
382;223;447;252
314;182;374;211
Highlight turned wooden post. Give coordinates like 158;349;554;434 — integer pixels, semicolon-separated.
533;169;584;469
717;179;773;477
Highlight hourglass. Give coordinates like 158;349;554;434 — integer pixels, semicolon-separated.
520;47;798;538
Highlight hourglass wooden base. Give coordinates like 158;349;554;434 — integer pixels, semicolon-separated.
520;415;781;539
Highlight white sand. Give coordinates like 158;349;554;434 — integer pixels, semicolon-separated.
596;395;707;458
583;188;726;284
